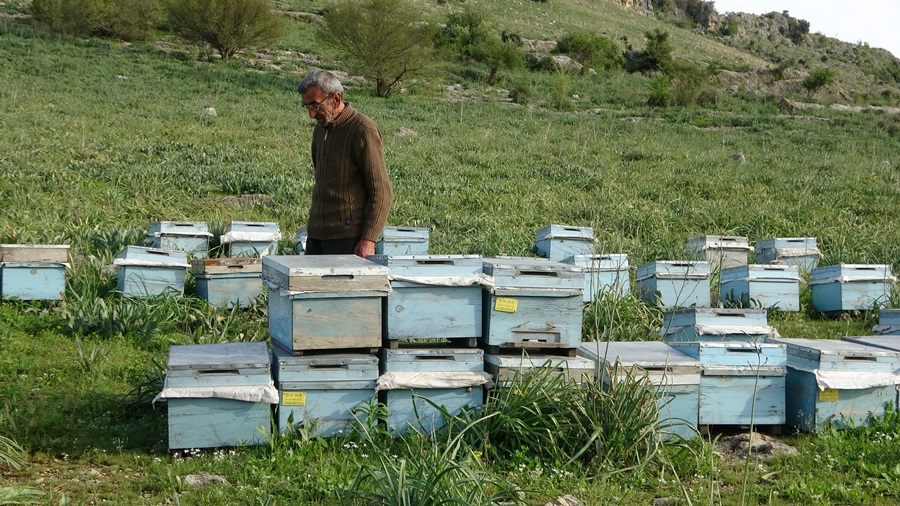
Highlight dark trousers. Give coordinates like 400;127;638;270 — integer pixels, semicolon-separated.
304;237;359;255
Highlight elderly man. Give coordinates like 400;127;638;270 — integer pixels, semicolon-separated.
297;69;393;258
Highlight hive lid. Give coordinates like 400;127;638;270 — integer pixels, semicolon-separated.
261;254;389;292
167;342;270;371
534;224;594;241
0;244;70;263
191;257;262;275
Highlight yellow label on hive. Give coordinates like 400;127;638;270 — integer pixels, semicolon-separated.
818;389;839;402
494;297;518;313
282;391;306;406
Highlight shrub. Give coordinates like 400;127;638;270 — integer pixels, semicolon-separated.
322;0;434;97
31;0;102;37
802;67;836;99
436;7;491;53
469;38;524;85
95;0;162;41
554;30;624;71
625;29;673;74
668;59;709;106
164;0;283;61
647;75;673;107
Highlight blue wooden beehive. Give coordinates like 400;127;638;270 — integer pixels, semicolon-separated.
221;221;281;257
368;254;483;343
874;309;900;335
481;257;584;349
668;341;786;427
484;353;594;388
719;264;801;311
661;308;776;344
115;246;188;297
772;337;900;433
191;258;263;308
562;254;630;303
376;226;429;255
294;226;308;253
147;221;211;258
579;341;700;441
271;347;378;437
533;224;594;262
0;244;69;301
262;255;389;353
810;264;896;312
636;261;711;308
754;237;821;272
378;347;487;435
685;235;751;271
162;342;275;449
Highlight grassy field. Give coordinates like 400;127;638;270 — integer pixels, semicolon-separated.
2;0;900;504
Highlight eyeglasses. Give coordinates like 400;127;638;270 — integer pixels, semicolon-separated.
302;93;334;112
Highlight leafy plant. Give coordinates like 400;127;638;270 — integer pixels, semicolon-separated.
164;0;283;60
803;67;837;99
554;30;624;71
31;0;101;37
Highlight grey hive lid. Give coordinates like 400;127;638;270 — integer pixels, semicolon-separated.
167;342;270;371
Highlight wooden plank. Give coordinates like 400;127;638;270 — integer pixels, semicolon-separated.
0;244;69;263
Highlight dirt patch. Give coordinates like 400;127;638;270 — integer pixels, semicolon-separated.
714;431;798;462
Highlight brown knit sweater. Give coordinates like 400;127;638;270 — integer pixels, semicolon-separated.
308;103;393;242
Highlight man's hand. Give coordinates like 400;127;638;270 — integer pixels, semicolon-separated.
355;239;376;259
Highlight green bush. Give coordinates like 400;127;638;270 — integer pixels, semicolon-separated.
321;0;434;98
96;0;162;41
625;29;673;74
31;0;102;37
469;38;524;85
554;30;624;71
802;67;837;99
164;0;283;61
647;75;673;107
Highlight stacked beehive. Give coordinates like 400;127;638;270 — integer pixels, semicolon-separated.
0;244;69;301
114;245;189;297
221;221;281;257
147;221;212;259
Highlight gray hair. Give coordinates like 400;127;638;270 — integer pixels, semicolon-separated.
297;69;344;95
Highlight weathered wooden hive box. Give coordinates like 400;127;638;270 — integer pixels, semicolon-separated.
0;244;69;300
262;255;389;353
483;353;594;388
668;341;786;427
578;341;700;441
873;309;900;336
271;346;378;437
378;347;487;435
114;246;188;297
221;221;281;257
369;254;484;342
162;342;275;449
481;257;584;350
719;264;801;311
810;264;896;312
754;237;821;272
636;261;711;308
772;337;900;433
685;235;751;271
147;221;211;258
376;226;429;255
562;254;630;302
533;224;594;262
191;258;262;308
661;308;775;344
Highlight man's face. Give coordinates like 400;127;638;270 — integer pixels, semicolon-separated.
301;86;340;125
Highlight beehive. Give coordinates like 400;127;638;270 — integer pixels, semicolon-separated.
579;341;700;441
636;261;711;308
147;221;211;258
685;235;751;271
191;258;263;308
294;226;308;253
754;237;821;272
262;255;389;353
533;224;594;262
376;226;429;255
221;221;281;257
873;309;900;335
0;244;69;301
772;337;900;433
562;254;630;302
660;308;776;344
719;264;801;311
483;353;594;388
810;264;896;312
114;246;188;297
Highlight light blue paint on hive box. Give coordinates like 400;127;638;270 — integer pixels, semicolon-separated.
534;224;594;262
376;226;429;255
810;264;895;312
223;221;281;257
191;258;262;308
1;263;66;300
380;347;484;435
369;254;483;340
772;337;900;433
272;347;378;437
481;257;584;349
262;255;388;353
661;308;774;344
874;309;900;335
754;237;820;272
636;261;711;308
147;221;211;259
579;341;700;441
563;254;630;303
669;341;786;426
115;246;188;297
166;342;272;449
484;353;594;388
685;235;751;271
720;264;801;311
